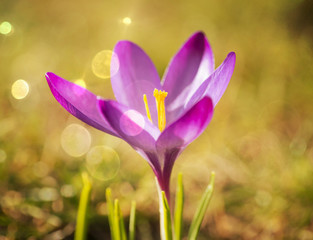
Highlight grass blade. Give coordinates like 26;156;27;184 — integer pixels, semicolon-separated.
114;199;121;240
162;191;173;240
188;171;215;240
118;200;127;240
129;201;136;240
174;173;184;240
155;178;173;240
74;172;92;240
106;188;116;239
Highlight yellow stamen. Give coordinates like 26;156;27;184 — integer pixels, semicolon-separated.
143;94;152;122
143;89;168;131
153;89;168;132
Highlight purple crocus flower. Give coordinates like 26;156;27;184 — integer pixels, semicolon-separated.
46;32;236;200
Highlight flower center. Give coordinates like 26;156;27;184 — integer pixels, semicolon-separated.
143;89;168;132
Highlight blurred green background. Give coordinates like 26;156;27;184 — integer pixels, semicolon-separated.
1;0;313;239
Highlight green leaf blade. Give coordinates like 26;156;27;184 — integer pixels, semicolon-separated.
155;177;173;240
118;200;127;240
188;171;215;240
162;191;173;240
129;201;136;240
106;188;116;240
74;172;92;240
174;173;184;240
114;199;121;240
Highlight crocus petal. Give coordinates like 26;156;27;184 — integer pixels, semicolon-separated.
184;52;236;111
156;96;214;152
98;99;160;153
46;72;119;137
162;32;214;124
205;52;236;106
155;97;213;197
98;98;163;185
111;41;161;123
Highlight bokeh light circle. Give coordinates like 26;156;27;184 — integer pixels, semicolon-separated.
92;50;119;79
11;79;29;99
119;110;145;136
86;146;120;181
60;184;76;198
61;124;91;157
0;21;12;35
38;187;59;201
122;17;132;25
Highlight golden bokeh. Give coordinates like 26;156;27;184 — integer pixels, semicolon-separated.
0;21;12;35
86;145;120;181
91;50;119;79
122;17;132;25
11;79;29;100
38;187;59;202
61;124;91;157
60;184;76;198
